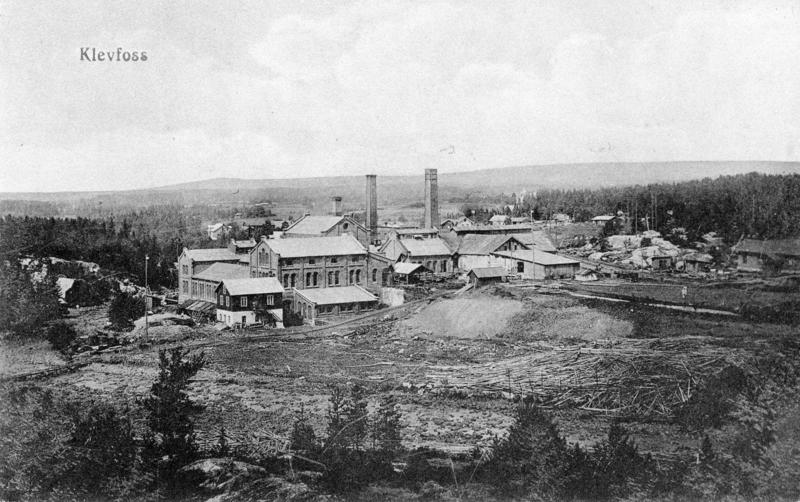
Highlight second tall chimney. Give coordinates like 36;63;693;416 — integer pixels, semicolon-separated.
331;196;343;216
365;174;378;244
424;168;440;229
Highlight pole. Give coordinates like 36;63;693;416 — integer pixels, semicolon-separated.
144;254;149;343
530;209;536;281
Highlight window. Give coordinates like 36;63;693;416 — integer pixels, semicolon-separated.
306;272;311;286
440;260;447;273
343;223;349;230
309;259;315;265
182;281;189;293
349;270;355;284
517;261;524;273
240;296;247;307
313;272;318;286
225;295;230;307
283;274;289;287
328;271;333;285
331;257;338;264
334;271;340;285
742;254;748;264
181;264;188;275
285;259;294;266
265;294;274;306
372;268;377;282
355;269;361;283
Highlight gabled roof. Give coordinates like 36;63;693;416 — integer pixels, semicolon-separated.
207;223;226;232
457;234;526;255
683;252;713;263
438;231;461;252
293;285;377;305
489;215;508;222
284;215;365;235
468;266;506;278
515;232;557;252
218;277;284;296
193;262;250;282
492;250;580;266
733;238;800;258
398;237;453;257
264;235;366;258
184;248;239;262
392;262;430;275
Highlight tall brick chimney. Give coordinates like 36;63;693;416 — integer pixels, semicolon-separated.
424;168;440;229
365;174;378;244
330;196;343;216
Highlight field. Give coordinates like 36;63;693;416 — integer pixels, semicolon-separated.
5;285;797;469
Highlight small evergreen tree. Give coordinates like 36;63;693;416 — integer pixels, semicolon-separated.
108;291;145;330
141;347;206;485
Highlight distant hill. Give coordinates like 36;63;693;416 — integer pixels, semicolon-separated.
1;161;797;216
152;161;799;193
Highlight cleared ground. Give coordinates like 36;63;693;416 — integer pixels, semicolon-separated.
5;286;797;462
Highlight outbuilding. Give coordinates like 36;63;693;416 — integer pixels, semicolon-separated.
491;250;581;280
292;285;378;325
391;262;432;284
467;267;507;287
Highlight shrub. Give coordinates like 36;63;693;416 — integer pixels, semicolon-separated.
45;321;77;353
108;291;145;330
675;364;750;430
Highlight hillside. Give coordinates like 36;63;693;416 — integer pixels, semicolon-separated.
0;161;797;216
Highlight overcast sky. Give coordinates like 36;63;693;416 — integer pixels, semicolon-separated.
1;0;799;192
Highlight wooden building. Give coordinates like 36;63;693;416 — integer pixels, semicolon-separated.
391;262;432;284
491;250;580;280
215;277;284;328
455;234;528;272
468;267;507;287
292;285;378;325
379;236;454;274
732;238;800;274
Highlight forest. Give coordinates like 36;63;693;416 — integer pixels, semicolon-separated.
506;173;800;243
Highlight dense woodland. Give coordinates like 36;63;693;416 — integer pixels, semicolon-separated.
507;173;800;242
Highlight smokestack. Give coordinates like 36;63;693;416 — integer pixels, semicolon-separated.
424;168;440;229
331;196;343;216
365;175;378;244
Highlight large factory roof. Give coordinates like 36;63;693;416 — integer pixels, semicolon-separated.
266;235;366;258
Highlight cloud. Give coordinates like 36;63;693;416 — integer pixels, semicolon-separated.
1;0;799;191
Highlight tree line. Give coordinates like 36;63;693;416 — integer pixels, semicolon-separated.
474;172;800;243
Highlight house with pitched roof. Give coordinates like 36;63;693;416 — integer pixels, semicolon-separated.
455;234;528;271
732;238;800;274
283;214;370;247
379;235;455;273
215;277;284;328
491;250;580;280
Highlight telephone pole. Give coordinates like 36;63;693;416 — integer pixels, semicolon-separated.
144;254;149;342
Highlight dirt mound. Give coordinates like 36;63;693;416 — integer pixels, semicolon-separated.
400;294;524;339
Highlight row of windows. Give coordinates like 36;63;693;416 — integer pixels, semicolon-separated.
282;268;380;288
217;294;275;307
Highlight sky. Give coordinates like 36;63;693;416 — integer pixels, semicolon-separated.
1;0;799;192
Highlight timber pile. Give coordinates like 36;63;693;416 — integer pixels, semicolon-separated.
419;338;752;418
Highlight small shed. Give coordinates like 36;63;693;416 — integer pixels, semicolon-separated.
683;253;713;274
467;267;507;287
391;262;432;284
575;269;599;282
650;254;673;271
